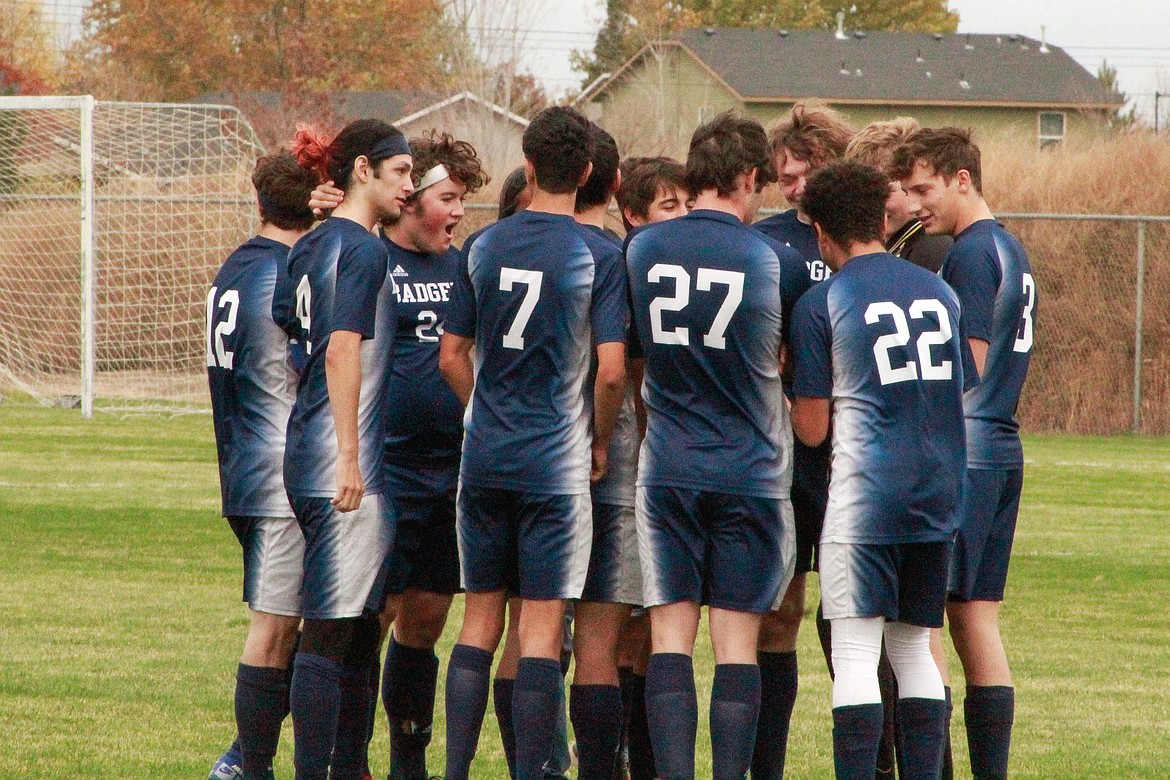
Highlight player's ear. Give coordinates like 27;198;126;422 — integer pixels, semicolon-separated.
609;167;622;198
744;166;758;195
577;161;594;189
622;206;642;228
956;169;971;193
352;154;371;184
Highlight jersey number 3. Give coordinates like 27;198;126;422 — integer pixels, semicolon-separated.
206;286;239;369
648;264;745;349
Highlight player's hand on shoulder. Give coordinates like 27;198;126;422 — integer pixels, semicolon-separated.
309;181;345;217
331;451;364;512
590;440;609;484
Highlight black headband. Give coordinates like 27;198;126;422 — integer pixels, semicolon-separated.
368;133;412;161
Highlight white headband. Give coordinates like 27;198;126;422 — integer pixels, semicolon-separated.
415;164;450;192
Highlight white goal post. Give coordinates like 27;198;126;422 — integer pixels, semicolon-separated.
0;95;265;417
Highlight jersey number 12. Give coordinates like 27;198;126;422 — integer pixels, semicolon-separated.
206;286;239;370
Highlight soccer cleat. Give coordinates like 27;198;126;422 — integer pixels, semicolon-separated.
208;751;243;780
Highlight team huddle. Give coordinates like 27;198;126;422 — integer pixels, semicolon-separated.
206;101;1035;780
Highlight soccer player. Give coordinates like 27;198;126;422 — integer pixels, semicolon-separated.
789;159;975;780
612;153;690;780
626;111;801;780
279;119;413;780
206;151;318;780
498;165;534;218
616;156;688;233
438;106;629;780
891;128;1037;780
845;116;957;779
845;118;953;273
751;101;855;780
307;131;490;780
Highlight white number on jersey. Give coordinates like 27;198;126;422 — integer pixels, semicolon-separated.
1013;272;1036;353
205;286;240;370
866;299;954;386
648;264;746;350
415;310;443;342
295;274;312;354
499;267;543;350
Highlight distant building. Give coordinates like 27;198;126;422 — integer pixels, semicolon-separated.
193;90;529;176
577;27;1124;154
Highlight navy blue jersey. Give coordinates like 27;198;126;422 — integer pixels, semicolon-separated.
583;224;639;508
754;209;832;284
207;236;297;519
792;252;976;544
446;211;629;495
382;237;463;496
276;217;397;498
942;220;1036;469
627;209;805;499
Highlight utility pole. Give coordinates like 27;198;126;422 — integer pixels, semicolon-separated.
1156;92;1162;133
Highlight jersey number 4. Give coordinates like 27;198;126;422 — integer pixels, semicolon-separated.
648;264;745;349
499;267;543;350
866;299;953;386
205;286;239;369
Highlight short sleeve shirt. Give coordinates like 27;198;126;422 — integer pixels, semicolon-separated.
792;252;976;544
446;210;629;495
942;220;1036;469
626;209;801;499
278;217;397;498
207;236;297;519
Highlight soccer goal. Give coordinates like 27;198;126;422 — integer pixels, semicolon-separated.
0;95;265;417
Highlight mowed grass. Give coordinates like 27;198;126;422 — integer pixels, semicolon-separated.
1;404;1168;778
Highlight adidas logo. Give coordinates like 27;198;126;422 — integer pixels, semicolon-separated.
391;264;410;277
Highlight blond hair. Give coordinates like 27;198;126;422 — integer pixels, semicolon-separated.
845;117;921;174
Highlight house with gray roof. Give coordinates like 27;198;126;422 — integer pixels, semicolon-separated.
578;26;1124;154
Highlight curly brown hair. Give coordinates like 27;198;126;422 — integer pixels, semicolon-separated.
408;130;490;196
768;102;856;169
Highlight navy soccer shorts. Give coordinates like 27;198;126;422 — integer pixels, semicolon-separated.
290;492;396;620
820;541;951;628
385;491;461;596
581;501;642;606
636;485;795;614
456;483;592;600
228;515;305;617
949;468;1024;602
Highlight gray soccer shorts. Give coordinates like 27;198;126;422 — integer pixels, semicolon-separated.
228;515;305;617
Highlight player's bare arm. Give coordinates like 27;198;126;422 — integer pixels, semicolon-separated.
968;337;989;378
325;329;364;511
438;331;475;406
791;396;830;447
591;340;627;483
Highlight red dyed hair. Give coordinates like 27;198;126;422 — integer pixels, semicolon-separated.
291;124;333;183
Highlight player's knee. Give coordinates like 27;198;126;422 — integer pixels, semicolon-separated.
883;622;943;700
342;612;382;667
758;604;802;650
299;617;358;663
395;593;453;648
829;617;884;707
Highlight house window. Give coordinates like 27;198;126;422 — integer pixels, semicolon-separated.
1039;111;1066;147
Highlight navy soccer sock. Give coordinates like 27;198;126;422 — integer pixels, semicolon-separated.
626;672;657;780
645;653;697;780
752;650;798;780
615;667;635;780
710;664;761;780
513;657;564;780
492;677;518;778
965;685;1014;780
443;644;494;780
384;637;440;780
570;683;624;779
896;697;947;780
876;648;899;778
235;664;287;779
942;686;954;780
290;652;342;780
832;703;885;780
330;661;373;780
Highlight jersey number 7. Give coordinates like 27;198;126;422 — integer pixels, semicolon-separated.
499;267;544;350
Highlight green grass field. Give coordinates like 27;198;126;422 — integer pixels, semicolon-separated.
1;404;1168;778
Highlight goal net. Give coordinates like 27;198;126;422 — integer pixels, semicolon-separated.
0;96;264;416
